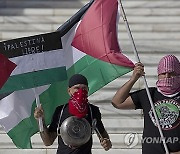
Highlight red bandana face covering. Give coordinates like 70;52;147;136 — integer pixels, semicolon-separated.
68;88;88;118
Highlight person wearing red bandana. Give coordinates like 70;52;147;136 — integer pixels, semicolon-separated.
112;55;180;154
34;74;112;154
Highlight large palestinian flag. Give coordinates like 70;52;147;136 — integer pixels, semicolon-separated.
0;0;134;148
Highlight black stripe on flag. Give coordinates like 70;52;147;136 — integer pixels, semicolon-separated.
0;31;62;58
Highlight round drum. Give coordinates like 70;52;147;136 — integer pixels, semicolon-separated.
60;116;91;147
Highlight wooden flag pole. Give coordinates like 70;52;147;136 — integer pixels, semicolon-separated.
118;1;169;153
33;88;43;132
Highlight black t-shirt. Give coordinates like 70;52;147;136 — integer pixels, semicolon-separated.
130;87;180;154
48;103;105;154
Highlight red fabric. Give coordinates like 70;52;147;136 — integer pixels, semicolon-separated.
0;54;16;88
72;0;134;68
68;88;88;118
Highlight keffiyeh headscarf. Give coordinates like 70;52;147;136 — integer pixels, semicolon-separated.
156;55;180;96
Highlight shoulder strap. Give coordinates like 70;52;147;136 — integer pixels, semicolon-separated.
57;104;66;136
88;104;93;123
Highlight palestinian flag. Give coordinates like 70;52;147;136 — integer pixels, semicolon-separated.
0;31;67;93
0;0;134;148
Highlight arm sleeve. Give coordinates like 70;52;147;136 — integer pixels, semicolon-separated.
130;90;143;109
130;88;156;109
92;105;106;134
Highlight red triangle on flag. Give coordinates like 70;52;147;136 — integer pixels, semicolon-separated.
0;54;17;88
72;0;134;68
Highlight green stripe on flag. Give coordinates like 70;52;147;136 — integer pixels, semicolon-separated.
67;55;132;94
7;55;132;148
0;67;67;94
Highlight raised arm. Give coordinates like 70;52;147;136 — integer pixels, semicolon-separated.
112;63;145;109
34;105;57;146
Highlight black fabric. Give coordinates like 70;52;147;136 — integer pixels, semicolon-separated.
130;87;180;154
48;103;105;154
68;74;88;88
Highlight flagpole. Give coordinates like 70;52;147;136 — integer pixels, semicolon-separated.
33;88;43;132
118;1;169;154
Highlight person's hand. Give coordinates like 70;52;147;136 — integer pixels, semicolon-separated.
100;138;112;151
34;104;44;120
131;62;145;81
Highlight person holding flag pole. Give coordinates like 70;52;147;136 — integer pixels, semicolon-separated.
112;1;180;154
